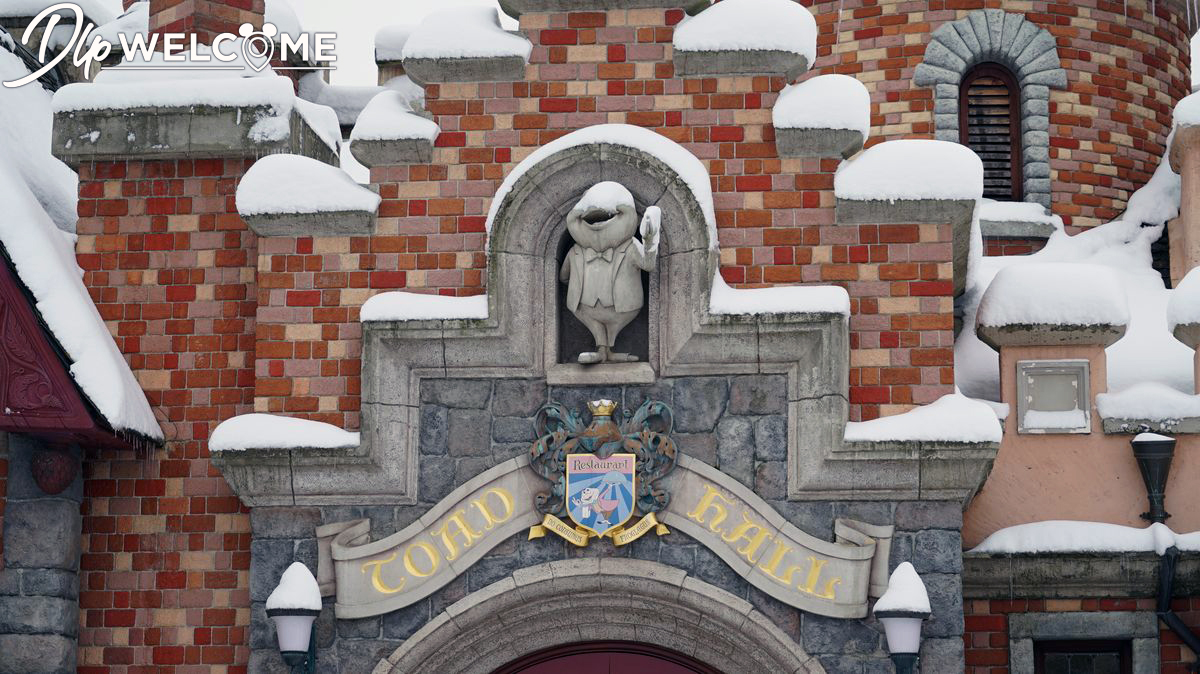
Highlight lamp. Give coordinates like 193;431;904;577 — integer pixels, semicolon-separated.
266;562;322;673
873;562;931;674
1131;431;1175;524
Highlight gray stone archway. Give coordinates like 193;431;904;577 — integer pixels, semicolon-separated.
372;558;824;674
914;9;1067;208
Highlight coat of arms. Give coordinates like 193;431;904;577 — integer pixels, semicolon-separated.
527;398;677;546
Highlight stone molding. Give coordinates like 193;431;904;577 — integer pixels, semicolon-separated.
774;128;864;160
242;210;378;237
1007;612;1159;674
213;136;997;506
350;137;434;167
372;558;825;674
913;9;1067;208
403;56;529;87
673;50;809;80
499;0;688;17
979;218;1057;240
977;323;1127;349
52;106;339;166
963;552;1200;599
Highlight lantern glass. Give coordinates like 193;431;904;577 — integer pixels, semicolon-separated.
270;612;317;655
879;614;924;655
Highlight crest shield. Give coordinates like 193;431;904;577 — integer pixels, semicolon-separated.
565;453;635;538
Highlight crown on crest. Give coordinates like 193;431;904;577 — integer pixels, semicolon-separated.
587;399;618;417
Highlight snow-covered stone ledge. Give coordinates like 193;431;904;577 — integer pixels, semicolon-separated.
235;155;381;236
349;91;440;167
978;200;1063;241
52;76;340;166
772;75;868;160
976;263;1129;348
672;0;815;79
401;7;531;86
498;0;684;16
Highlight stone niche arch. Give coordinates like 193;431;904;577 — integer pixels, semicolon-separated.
372;559;825;674
485;135;716;379
914;9;1067;208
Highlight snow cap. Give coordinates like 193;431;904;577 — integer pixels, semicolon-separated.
976;263;1129;329
873;562;931;616
210;414;360;452
773;75;870;138
673;0;817;64
1168;266;1200;332
834;139;983;202
266;562;322;612
402;7;532;61
574;182;635;212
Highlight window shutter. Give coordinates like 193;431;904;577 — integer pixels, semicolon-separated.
960;64;1023;201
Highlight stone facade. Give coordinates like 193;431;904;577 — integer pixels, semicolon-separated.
245;378;970;673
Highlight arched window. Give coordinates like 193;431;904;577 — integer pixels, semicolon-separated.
960;63;1023;201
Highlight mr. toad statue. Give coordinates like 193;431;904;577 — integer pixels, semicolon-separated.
560;181;660;364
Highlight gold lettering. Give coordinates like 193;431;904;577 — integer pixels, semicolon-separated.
432;509;483;561
800;557;829;596
687;484;733;533
720;511;774;564
758;539;800;585
472;487;515;530
403;541;440;578
361;552;405;595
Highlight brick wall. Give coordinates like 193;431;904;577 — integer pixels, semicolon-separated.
149;0;265;43
983;236;1048;256
74;159;255;673
804;0;1190;229
964;598;1200;673
0;435;7;569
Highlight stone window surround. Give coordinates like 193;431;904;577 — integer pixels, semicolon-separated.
914;9;1068;210
1007;611;1160;674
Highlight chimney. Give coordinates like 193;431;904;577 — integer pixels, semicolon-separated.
149;0;264;45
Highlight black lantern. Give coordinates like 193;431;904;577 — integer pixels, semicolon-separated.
1131;432;1175;524
266;562;322;674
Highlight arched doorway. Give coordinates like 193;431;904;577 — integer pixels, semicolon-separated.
492;641;725;674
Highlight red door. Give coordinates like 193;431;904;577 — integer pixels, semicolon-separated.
492;641;724;674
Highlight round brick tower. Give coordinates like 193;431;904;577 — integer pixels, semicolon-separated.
802;0;1192;229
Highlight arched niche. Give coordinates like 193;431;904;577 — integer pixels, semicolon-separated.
485;134;717;381
373;559;824;674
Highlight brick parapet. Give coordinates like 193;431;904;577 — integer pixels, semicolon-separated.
74;158;255;673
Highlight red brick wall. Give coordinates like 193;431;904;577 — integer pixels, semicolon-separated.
965;598;1200;672
983;237;1048;257
74;159;255;673
804;0;1191;229
149;0;265;44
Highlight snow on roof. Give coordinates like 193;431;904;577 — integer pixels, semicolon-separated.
0;45;159;441
976;263;1129;329
709;270;850;316
971;520;1200;556
672;0;817;64
88;1;147;47
872;562;930;615
1096;382;1200;421
0;0;116;23
843;393;1002;444
298;74;385;128
375;25;415;62
265;562;322;612
401;7;532;61
209;413;360;452
265;0;303;41
236;154;380;217
834;140;983;202
486;124;716;248
956;144;1190;403
0;43;77;233
772;74;870;137
350;90;440;143
978;199;1063;228
1167;266;1200;331
360;291;488;322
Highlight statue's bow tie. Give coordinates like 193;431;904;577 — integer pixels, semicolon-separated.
583;248;614;262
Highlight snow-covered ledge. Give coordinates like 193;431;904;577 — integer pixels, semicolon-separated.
52;76;340;166
235;155;381;236
772;75;868;160
672;0;816;79
976;263;1129;348
400;7;531;86
349;91;439;167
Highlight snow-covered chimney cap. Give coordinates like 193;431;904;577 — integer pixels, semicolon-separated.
872;562;931;617
265;562;323;612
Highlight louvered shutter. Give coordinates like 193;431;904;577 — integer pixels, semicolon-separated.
960;64;1023;201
